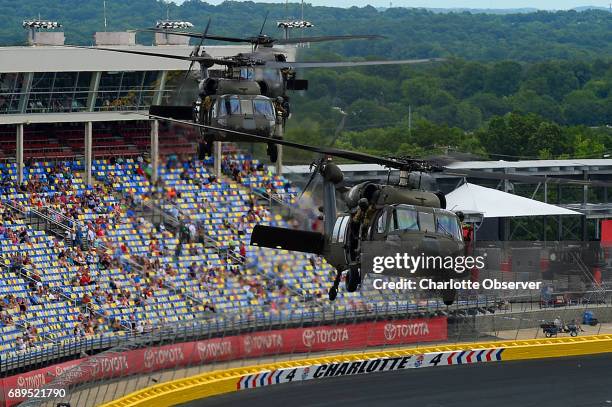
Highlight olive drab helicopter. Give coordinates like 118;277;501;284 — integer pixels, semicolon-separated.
66;16;443;162
251;156;468;305
140;113;610;305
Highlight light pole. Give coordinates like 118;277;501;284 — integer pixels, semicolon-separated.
22;20;62;45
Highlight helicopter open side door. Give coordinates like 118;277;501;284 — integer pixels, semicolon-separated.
326;215;351;269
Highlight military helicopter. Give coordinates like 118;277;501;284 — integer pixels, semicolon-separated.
251;154;468;304
142;113;611;305
67;17;442;162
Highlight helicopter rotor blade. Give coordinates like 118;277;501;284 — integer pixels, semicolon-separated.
137;113;612;188
274;34;384;45
254;11;270;51
60;45;196;61
299;158;324;199
141;113;398;165
177;18;211;96
60;45;235;66
259;11;269;36
133;29;383;48
267;58;445;69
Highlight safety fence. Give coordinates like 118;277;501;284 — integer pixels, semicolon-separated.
5;296;612;407
0;297;488;375
4;282;612;378
5;313;446;406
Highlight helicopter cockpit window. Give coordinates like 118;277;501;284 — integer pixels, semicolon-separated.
217;100;227;117
218;97;241;116
253;99;275;119
435;210;462;241
376;211;387;233
418;211;436;233
392;207;419;232
227;96;240;114
239;68;254;80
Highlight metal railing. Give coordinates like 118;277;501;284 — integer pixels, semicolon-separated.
4;286;612;378
15;292;612;407
3;201;71;241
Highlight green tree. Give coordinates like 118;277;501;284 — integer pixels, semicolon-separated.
563;90;607;125
485;61;523;96
510;89;563;123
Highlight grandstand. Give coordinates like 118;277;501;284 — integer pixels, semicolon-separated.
0;145;404;366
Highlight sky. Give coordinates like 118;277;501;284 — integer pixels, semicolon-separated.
170;0;611;10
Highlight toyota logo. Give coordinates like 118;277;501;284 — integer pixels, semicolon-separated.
302;329;315;347
384;324;397;341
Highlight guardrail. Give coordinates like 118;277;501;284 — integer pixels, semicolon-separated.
14;297;612;407
0;297;494;376
9;314;447;407
2;288;611;376
98;334;612;407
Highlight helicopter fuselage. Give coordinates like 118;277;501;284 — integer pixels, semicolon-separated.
192;75;284;160
326;204;466;281
196;92;277;140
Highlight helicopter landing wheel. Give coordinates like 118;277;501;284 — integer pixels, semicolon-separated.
328;285;338;301
267;143;278;163
345;265;361;292
442;288;457;306
329;269;342;301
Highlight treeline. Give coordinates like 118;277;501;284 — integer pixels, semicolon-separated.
1;1;610;160
297;58;611;130
283;112;611;162
284;57;611;161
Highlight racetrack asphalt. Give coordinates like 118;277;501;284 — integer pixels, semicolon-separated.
180;354;612;407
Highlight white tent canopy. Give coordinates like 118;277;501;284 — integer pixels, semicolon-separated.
445;183;582;218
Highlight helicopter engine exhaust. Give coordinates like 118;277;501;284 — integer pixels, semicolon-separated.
321;161;344;184
251;225;325;255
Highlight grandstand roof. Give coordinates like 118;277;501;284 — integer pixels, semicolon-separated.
445;182;582;218
0;45;262;73
284;159;612;176
446;159;612;170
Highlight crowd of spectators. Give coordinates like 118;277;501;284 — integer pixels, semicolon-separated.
0;148;344;358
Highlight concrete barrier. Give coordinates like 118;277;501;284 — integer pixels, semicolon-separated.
101;334;612;407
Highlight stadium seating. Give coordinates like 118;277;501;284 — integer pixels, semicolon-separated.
0;148;400;361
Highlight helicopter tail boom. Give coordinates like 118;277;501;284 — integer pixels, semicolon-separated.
251;225;325;255
149;105;194;121
286;79;308;91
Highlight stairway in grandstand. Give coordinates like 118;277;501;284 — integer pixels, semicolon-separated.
3;200;71;242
